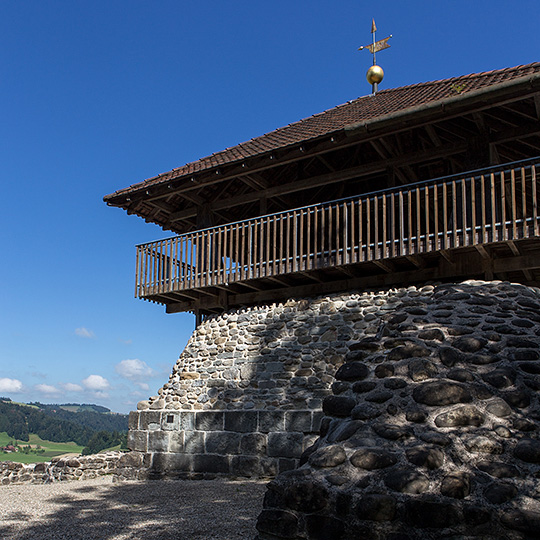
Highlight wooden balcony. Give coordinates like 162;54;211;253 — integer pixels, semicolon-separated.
135;159;540;315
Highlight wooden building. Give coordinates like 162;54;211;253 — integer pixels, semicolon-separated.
104;63;540;320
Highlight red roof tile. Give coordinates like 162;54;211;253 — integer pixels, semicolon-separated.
105;62;540;200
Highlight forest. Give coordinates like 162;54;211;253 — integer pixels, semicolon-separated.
0;399;128;454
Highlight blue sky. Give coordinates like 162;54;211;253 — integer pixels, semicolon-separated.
1;1;539;413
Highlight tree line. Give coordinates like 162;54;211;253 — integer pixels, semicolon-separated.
0;400;128;454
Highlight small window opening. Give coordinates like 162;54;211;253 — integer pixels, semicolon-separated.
166;415;174;423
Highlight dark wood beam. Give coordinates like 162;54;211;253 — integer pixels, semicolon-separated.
406;255;426;268
316;155;336;172
534;94;540;120
425;125;442;147
499;101;539;122
168;140;469;223
507;240;533;281
493;254;540;273
299;271;324;283
475;244;490;259
489;143;502;165
373;260;394;273
439;250;454;264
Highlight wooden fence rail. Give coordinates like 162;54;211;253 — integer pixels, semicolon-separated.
136;160;540;298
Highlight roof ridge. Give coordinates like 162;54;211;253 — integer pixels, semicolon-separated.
374;61;540;95
196;62;540;157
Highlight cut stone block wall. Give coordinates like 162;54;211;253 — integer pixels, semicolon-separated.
128;409;322;477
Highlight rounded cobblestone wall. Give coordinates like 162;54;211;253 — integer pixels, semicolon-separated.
140;285;447;413
255;280;540;539
134;283;457;476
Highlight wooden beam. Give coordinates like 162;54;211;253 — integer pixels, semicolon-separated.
507;240;520;256
493;254;540;273
335;266;356;278
373;260;394;273
489;143;501;165
299;271;324;283
234;281;264;291
475;244;490;259
499;101;539;122
316;155;336;172
425;125;442;147
266;276;293;287
473;112;488;134
168;141;469;223
406;255;426;268
439;250;454;264
490;121;540;146
507;240;533;281
535;94;540;120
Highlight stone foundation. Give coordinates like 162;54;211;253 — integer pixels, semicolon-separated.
133;282;441;477
256;281;540;539
128;409;321;477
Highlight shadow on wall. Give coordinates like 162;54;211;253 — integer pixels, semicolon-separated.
0;478;266;540
159;290;414;413
255;280;540;539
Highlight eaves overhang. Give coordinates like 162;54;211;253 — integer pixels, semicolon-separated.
103;67;540;228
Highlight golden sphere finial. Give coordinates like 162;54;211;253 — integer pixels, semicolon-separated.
367;65;384;85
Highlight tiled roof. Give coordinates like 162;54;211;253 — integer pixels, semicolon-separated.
105;62;540;200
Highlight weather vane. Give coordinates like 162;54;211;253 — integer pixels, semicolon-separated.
358;19;392;94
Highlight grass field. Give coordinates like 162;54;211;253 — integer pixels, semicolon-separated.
4;401;39;409
0;432;84;463
59;405;79;412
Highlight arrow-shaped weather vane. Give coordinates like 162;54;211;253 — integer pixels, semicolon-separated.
358;19;392;94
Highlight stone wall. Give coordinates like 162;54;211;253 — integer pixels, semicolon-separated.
139;295;360;412
0;451;148;485
129;409;321;478
256;280;540;539
131;284;442;476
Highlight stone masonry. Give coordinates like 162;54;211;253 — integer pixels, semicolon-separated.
0;451;147;485
130;279;540;501
130;292;370;477
255;280;540;539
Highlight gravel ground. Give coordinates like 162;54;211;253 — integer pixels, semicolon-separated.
0;477;267;540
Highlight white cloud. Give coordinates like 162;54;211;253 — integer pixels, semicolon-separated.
82;374;110;391
75;327;95;338
36;384;60;396
136;382;150;391
130;389;149;398
62;383;83;392
0;378;23;393
115;359;153;381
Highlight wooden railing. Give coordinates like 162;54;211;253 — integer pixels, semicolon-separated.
136;159;540;298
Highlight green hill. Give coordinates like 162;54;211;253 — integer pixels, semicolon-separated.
35;402;111;414
0;399;128;460
0;432;84;463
